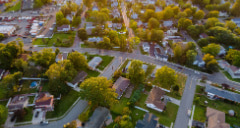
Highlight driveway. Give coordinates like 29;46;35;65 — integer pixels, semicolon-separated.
32;110;45;124
164;95;181;106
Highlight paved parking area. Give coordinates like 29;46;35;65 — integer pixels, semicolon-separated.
32;110;45;124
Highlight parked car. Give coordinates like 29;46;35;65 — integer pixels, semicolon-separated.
40;120;48;125
35;111;39;118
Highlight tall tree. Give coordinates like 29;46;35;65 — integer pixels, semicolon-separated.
127;60;145;84
67;51;88;71
202;54;218;72
202;43;221;57
231;0;240;17
155;66;177;90
193;10;205;20
0;105;8;125
29;48;55;68
78;28;88;41
79;77;118;107
225;21;237;31
148;17;159;29
186;50;197;65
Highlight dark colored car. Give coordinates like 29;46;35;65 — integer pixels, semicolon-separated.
35;111;39;118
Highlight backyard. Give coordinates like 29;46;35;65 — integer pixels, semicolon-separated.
32;32;76;47
193;85;240;126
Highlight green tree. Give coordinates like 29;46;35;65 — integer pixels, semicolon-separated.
193;10;205;20
155;66;177;90
71;16;81;27
30;48;55;68
127;60;145;84
178;18;192;30
186;50;197;65
202;43;220;57
78;28;88;41
184;8;193;17
14;59;28;71
119;35;127;51
34;0;44;8
56;11;65;26
202;54;218;72
1;71;22;89
173;44;183;64
0;105;8;125
207;11;219;18
231;0;240;17
130;20;138;31
225;49;240;67
225;21;237;31
119;115;134;128
150;29;164;43
67;51;88;71
148;17;159;29
205;18;220;29
143;9;156;22
79;77;118;107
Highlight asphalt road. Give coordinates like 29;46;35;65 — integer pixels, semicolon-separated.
174;76;197;128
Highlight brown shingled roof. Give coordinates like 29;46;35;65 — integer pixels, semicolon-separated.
112;77;130;99
35;92;54;107
146;87;165;111
206;107;230;128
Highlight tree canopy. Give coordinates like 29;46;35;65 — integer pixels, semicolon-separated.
127;60;145;84
155;66;177;90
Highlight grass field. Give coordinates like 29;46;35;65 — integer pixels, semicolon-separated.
223;71;240;83
46;90;79;118
33;32;76;47
5;0;21;12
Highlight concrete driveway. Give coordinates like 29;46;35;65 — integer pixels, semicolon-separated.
32;110;44;124
164;95;181;106
4;114;16;128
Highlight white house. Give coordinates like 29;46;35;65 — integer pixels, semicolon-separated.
146;87;165;112
57;25;70;32
142;42;150;52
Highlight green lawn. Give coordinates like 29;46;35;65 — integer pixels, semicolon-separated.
110;97;129;115
5;0;21;12
33;32;76;47
131;108;146;125
223;71;240;83
84;69;100;77
28;96;35;104
16;107;33;122
193;105;206;122
87;54;114;71
194;85;240;126
18;81;38;94
46;90;79;118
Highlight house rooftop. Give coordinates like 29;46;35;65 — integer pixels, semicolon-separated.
112;76;130;99
8;95;29;111
205;84;240;103
163;21;173;27
71;71;88;85
136;113;158;128
35;92;54;111
85;107;110;128
146;87;165;110
57;24;70;31
88;57;102;70
206;107;230;128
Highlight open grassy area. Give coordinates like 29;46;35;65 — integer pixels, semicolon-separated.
5;0;21;12
87;54;114;71
223;71;240;83
33;32;76;47
110;97;129;115
193;86;240;126
130;108;146;125
17;81;38;94
176;73;187;95
193;105;206;122
46;90;79;118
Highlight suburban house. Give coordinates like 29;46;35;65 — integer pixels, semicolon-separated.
218;60;240;79
135;113;159;128
131;13;138;19
206;107;230;128
57;25;70;32
62;52;68;60
145;87;166;112
205;84;240;103
112;76;130;99
193;55;205;67
112;23;122;30
166;28;178;36
35;92;54;111
88;57;102;70
142;42;150;52
111;8;120;18
66;71;87;88
231;18;240;27
86;22;96;35
8;95;29;112
84;107;111;128
88;37;103;43
55;53;63;63
154;45;168;61
163;20;173;28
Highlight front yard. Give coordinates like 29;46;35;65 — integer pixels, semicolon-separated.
32;32;76;47
223;71;240;83
193;85;240;126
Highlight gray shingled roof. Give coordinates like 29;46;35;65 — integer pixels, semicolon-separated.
135;113;158;128
85;107;109;128
88;57;102;70
205;84;240;103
